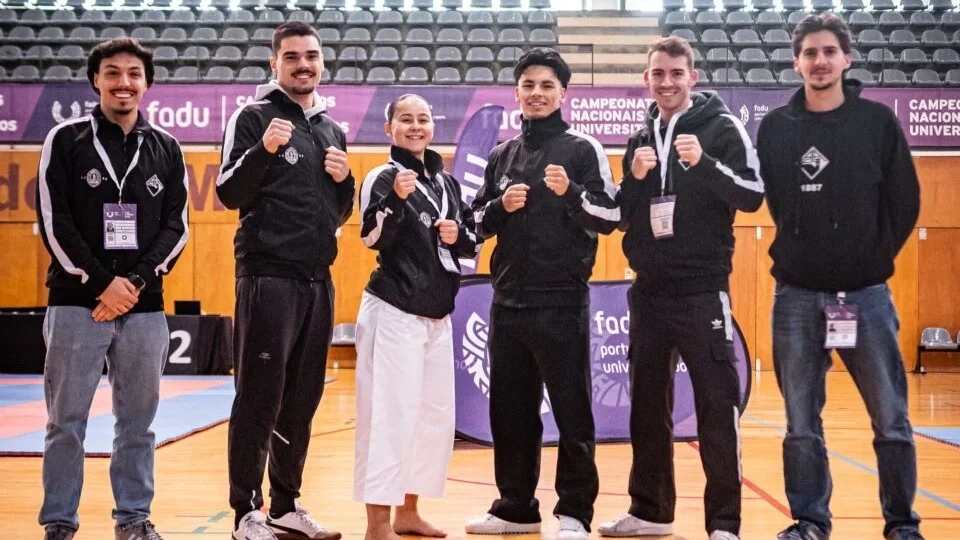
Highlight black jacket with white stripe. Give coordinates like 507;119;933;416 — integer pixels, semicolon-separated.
360;147;477;320
215;82;355;281
618;91;764;297
472;109;620;308
35;106;189;312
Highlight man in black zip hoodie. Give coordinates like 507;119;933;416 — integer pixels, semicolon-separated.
598;37;763;540
215;22;354;540
756;15;923;540
464;48;620;540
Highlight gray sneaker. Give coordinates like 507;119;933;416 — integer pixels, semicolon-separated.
777;522;829;540
115;519;163;540
886;528;924;540
43;526;76;540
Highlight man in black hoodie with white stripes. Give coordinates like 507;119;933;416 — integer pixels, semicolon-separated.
597;37;762;540
756;14;923;540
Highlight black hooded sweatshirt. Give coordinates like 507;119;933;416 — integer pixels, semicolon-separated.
618;91;764;296
756;80;920;292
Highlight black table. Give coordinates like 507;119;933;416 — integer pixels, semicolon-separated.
0;311;233;375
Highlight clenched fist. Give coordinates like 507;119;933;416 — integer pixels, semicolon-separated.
324;146;350;182
631;146;658;180
393;169;418;199
544;164;570;197
263;118;294;154
502;183;529;213
435;219;459;244
674;134;702;167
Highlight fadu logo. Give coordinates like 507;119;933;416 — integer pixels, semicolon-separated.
146;101;210;128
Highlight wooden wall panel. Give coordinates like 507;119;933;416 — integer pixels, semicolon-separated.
889;232;919;369
731;227;758;372
330;223;377;324
35;235;51;306
161;234;196;313
0;151;39;224
915;156;960;228
191;223;237;318
916;228;960;372
755;227;776;372
0;223;40;307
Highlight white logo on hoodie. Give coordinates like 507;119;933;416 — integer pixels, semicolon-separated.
800;146;830;181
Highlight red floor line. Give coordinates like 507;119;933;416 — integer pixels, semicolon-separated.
686;441;792;519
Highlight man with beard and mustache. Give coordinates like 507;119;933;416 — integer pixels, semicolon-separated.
597;36;762;540
216;21;354;540
756;14;923;540
35;37;189;540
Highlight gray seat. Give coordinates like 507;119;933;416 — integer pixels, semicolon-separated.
664;10;694;30
941;12;960;31
878;11;907;29
848;11;877;31
334;66;364;83
900;0;925;9
701;28;730;45
909;11;937;30
467;28;496;44
287;9;315;23
912;68;941;85
787;11;808;30
152;65;168;82
858;29;887;45
342;27;372;43
375;10;404;26
153;46;178;63
252;28;274;44
204;66;235;82
171;66;200;82
756;11;785;31
8;26;35;43
527;10;555;26
109;11;137;26
68;26;97;43
57;45;85;62
50;11;79;25
900;48;927;67
400;66;429;83
499;28;526;44
868;48;897;66
442;0;464;7
871;0;896;9
79;11;108;26
198;10;225;25
762;28;790;46
245;46;272;64
725;10;754;29
227;10;255;25
72;66;87;82
529;28;557;44
370;46;399;63
19;10;47;26
10;65;40;82
712;68;742;84
497;46;524;63
933;48;960;66
0;45;22;62
375;28;402;43
366;66;396;84
237;66;268;83
946;69;960;86
465;66;494;83
158;27;187;43
318;28;341;43
889;29;918;46
931;0;957;9
181;46;211;62
921;29;949;45
221;28;249;43
190;27;219;44
347;10;375;26
497;11;525;26
846;67;877;85
38;27;66;43
695;11;723;29
850;49;865;65
841;0;864;8
466;11;494;26
402;46;431;63
317;9;345;25
214;46;242;63
880;68;909;84
131;27;157;43
436;10;464;26
738;48;768;67
407;10;434;25
437;28;465;44
43;65;73;82
746;67;776;84
706;48;736;64
338;46;368;62
406;28;434;43
466;46;494;63
920;327;956;348
24;45;54;61
257;10;285;25
168;11;196;26
433;66;461;84
139;11;166;25
670;29;698;44
497;66;514;84
435;46;463;63
779;68;803;85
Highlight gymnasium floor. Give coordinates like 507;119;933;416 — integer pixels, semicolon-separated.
1;369;958;540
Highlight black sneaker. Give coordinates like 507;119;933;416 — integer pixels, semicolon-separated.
43;526;76;540
886;528;924;540
115;519;163;540
777;521;830;540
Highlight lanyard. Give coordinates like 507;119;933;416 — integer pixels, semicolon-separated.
90;117;144;202
653;111;684;197
390;160;449;218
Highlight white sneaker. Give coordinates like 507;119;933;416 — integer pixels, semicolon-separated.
266;501;341;540
597;514;673;537
233;511;278;540
465;514;541;535
557;515;589;540
710;532;740;540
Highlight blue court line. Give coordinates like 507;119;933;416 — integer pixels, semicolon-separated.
743;413;960;514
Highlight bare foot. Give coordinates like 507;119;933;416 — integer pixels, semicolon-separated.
367;522;404;540
393;512;447;538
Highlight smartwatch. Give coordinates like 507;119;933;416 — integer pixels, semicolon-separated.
127;273;146;292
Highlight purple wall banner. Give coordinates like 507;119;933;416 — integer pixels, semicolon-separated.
1;84;958;148
452;277;752;445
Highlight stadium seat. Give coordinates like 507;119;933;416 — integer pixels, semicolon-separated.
724;11;754;30
433;66;462;84
846;67;877;85
402;46;431;63
399;66;429;83
466;46;494;64
237;66;268;83
778;68;803;85
746;68;776;85
880;68;909;85
465;67;495;83
204;66;235;83
334;66;364;83
366;66;396;84
43;65;73;82
435;46;463;63
912;69;941;86
370;46;399;64
712;67;742;84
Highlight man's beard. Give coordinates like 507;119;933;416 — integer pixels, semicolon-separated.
290;85;315;95
809;78;838;91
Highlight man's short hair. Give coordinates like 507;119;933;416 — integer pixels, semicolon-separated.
513;47;572;89
86;37;154;94
646;36;695;72
272;21;322;54
792;13;853;57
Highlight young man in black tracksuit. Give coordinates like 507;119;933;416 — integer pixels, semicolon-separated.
597;37;763;540
464;48;620;540
215;22;354;540
757;15;923;540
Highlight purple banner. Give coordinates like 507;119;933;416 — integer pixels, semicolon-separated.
1;84;957;147
452;277;752;445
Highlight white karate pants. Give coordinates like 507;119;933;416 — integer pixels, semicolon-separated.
353;291;456;506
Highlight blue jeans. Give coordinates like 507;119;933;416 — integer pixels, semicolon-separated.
772;283;920;536
39;306;168;531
